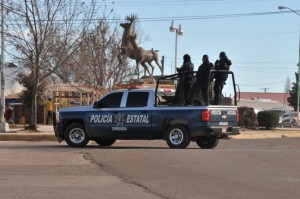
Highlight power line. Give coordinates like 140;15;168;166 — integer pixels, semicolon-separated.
4;9;300;23
239;81;285;86
94;0;273;7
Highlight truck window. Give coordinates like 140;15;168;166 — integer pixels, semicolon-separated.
126;92;149;107
99;92;123;108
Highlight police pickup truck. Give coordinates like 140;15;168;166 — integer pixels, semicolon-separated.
53;71;240;149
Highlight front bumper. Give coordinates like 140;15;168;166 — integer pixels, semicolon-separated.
53;124;63;143
52;112;63;143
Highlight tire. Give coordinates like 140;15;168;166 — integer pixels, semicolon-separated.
95;138;116;147
196;137;219;149
165;124;190;149
64;123;89;147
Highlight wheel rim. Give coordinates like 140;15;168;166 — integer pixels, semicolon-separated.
169;128;184;145
69;128;85;144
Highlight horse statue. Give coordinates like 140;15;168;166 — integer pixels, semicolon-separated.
120;14;136;59
120;14;162;77
127;34;162;77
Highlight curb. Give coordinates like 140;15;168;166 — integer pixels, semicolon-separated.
231;132;300;139
0;133;56;141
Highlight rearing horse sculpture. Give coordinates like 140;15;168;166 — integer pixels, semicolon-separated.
120;15;136;59
120;14;162;77
127;34;162;77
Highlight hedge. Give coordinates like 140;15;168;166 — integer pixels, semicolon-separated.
238;106;257;129
257;111;279;130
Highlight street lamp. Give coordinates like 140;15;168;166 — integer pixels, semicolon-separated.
169;20;183;74
278;5;300;126
278;6;300;16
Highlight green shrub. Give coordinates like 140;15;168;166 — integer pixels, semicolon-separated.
238;106;257;129
257;111;279;130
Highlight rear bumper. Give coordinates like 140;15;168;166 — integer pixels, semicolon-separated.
191;126;240;137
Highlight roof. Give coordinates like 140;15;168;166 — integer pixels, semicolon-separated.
237;99;290;113
46;84;105;95
5;92;22;99
240;92;290;106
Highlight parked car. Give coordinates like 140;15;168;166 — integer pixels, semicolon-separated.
270;108;294;127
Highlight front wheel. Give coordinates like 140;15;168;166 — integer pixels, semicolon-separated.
64;123;89;147
165;124;190;149
196;137;219;149
95;138;116;147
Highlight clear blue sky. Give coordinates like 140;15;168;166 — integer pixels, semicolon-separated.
110;0;299;93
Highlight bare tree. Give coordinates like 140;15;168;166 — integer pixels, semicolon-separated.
5;0;112;130
57;16;136;89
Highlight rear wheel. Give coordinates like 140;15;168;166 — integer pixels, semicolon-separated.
196;137;219;149
165;124;190;149
64;123;89;147
95;138;116;147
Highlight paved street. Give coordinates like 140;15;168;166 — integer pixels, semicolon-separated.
1;138;300;199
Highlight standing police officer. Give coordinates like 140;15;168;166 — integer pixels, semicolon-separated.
213;51;232;105
174;54;194;105
189;54;214;105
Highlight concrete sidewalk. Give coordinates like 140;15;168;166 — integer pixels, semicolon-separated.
231;127;300;139
0;125;299;141
0;125;56;141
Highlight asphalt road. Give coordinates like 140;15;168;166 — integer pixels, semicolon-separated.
1;139;300;199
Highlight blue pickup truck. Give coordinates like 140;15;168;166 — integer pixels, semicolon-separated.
53;71;240;149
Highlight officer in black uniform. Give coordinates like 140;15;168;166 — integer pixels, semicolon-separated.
213;51;232;105
190;54;214;105
174;54;194;105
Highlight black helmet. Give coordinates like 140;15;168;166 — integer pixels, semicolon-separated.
220;51;226;57
183;54;191;62
203;54;209;60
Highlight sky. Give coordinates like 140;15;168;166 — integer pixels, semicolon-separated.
108;0;300;93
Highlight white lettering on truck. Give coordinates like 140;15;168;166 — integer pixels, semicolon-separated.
126;115;149;124
90;114;113;123
90;114;149;124
211;110;221;115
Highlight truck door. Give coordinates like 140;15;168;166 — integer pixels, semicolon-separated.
122;91;152;137
89;92;124;136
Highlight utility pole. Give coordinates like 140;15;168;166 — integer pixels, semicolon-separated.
278;5;300;126
0;0;8;132
161;55;164;77
260;88;270;93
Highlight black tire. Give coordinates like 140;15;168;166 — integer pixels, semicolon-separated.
95;138;116;147
196;137;219;149
165;124;190;149
64;123;89;147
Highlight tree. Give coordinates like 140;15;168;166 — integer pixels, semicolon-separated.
55;16;136;89
17;73;47;108
5;0;112;130
287;82;298;111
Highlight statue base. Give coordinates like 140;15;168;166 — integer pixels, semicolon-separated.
114;76;175;90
